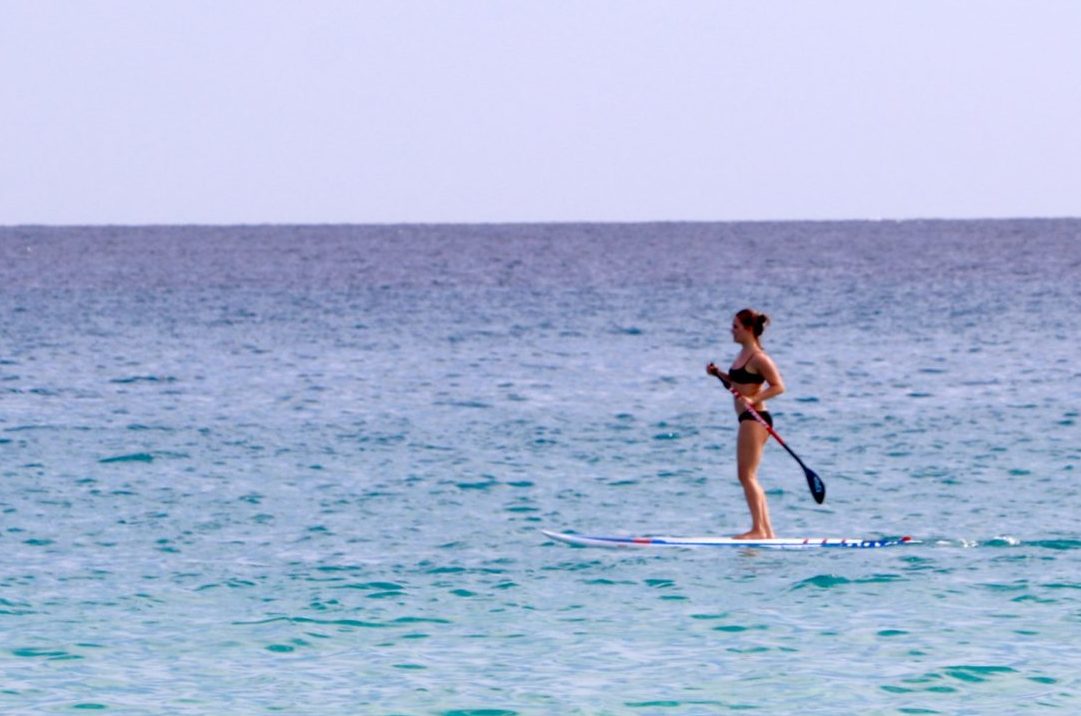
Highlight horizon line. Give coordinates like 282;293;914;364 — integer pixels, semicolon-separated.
4;215;1080;230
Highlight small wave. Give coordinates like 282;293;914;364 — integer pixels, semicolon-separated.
932;536;1081;551
98;452;155;464
436;400;492;410
1026;539;1081;551
11;647;83;661
793;574;851;589
234;615;451;629
109;375;177;384
792;573;905;590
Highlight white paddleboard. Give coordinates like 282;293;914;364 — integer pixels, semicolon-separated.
542;529;914;550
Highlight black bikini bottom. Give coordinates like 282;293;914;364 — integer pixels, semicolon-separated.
738;410;773;428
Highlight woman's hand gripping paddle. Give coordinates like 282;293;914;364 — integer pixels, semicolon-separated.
709;365;826;504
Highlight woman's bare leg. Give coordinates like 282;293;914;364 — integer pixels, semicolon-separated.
734;421;774;539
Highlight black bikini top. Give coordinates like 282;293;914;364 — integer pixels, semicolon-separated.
729;353;765;384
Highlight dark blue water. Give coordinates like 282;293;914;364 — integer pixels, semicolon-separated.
2;220;1080;713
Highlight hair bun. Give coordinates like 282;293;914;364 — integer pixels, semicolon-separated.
735;308;770;338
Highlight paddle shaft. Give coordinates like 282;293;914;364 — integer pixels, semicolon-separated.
712;371;826;503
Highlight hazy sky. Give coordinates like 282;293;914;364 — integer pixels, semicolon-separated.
3;1;1080;225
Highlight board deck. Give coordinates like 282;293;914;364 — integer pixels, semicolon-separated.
542;529;913;550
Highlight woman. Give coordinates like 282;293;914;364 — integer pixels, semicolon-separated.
706;308;785;539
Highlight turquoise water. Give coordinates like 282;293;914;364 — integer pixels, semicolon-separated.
2;221;1080;713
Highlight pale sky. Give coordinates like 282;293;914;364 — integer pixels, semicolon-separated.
3;1;1080;225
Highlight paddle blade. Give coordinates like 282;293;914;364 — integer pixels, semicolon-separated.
805;467;826;504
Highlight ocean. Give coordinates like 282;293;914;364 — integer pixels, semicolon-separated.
1;220;1079;714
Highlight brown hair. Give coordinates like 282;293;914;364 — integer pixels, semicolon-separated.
735;308;770;340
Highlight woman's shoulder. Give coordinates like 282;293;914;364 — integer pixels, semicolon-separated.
750;350;779;372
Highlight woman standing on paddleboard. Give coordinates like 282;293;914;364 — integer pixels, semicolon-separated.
707;308;785;539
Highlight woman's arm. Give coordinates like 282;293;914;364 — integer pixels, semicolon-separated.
745;354;785;404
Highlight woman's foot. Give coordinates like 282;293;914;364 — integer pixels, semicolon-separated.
733;530;775;540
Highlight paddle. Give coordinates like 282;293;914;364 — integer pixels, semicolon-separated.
710;368;826;504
